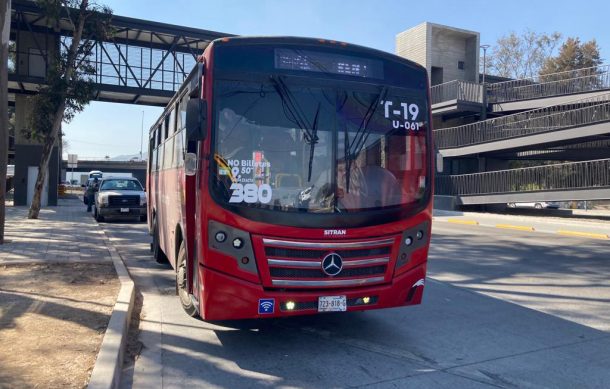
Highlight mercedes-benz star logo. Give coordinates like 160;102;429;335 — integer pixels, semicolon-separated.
322;253;343;277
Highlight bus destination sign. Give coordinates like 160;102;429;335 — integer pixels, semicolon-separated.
275;48;383;79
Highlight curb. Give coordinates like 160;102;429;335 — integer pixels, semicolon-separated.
434;218;610;240
88;223;135;389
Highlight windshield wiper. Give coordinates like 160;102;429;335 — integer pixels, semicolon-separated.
344;86;388;192
269;75;320;181
308;103;321;181
269;76;316;142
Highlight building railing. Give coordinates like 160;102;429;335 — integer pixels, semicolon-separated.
487;64;610;103
430;80;483;105
434;93;610;149
435;159;610;196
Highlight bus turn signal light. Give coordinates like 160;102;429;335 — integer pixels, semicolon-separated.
232;238;244;249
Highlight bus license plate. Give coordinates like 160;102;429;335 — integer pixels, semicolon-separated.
120;208;129;213
318;295;346;312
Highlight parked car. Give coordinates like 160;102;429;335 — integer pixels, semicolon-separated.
507;201;560;210
93;177;147;222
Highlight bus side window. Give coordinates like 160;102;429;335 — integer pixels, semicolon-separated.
158;143;165;171
174;130;184;167
178;96;187;132
152;148;158;171
151;130;157;172
168;109;176;136
164;137;174;169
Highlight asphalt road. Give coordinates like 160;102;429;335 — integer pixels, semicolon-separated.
98;219;610;388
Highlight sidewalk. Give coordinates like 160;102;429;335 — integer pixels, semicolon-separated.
433;209;610;240
0;198;133;389
0;199;112;264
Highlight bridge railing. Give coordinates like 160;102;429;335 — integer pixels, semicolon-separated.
487;64;610;103
430;80;483;105
435;159;610;196
434;93;610;149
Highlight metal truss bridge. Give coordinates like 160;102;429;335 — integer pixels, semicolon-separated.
8;0;233;106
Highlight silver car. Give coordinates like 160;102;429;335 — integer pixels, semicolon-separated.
507;201;560;210
93;177;147;222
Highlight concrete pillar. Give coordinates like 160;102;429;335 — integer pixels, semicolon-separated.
12;28;60;206
13;94;59;206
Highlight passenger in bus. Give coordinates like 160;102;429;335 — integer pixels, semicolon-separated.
217;108;253;161
259;128;298;183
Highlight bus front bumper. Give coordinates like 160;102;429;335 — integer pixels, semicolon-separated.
198;263;426;321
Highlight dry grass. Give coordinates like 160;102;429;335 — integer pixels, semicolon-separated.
0;263;119;389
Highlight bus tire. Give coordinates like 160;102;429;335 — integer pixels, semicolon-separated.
176;241;198;318
152;217;168;264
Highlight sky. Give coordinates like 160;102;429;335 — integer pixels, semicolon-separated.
62;0;610;159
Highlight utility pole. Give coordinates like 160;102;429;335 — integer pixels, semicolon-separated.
0;0;12;244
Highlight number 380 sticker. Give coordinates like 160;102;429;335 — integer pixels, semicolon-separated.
229;183;273;204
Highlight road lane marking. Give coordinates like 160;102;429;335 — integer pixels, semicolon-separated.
557;230;609;240
446;219;479;225
495;224;535;232
435;219;610;241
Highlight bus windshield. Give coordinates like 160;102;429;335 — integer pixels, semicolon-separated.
211;76;428;214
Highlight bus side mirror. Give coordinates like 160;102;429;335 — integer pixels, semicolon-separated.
185;153;197;176
186;98;206;141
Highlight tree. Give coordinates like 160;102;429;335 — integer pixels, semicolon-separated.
539;37;602;76
26;0;112;219
1;0;11;244
488;30;562;79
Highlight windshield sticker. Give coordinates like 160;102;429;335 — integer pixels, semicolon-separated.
217;152;273;204
229;183;273;204
381;100;423;132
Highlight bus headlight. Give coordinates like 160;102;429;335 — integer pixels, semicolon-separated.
208;220;257;275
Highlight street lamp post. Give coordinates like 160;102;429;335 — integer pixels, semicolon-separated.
140;110;144;161
480;44;490;85
480;44;490;120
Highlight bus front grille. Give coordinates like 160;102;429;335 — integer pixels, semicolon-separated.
261;237;395;288
269;265;387;278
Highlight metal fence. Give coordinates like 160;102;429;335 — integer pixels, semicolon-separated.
434;93;610;149
430;80;483;105
487;64;610;103
435;159;610;196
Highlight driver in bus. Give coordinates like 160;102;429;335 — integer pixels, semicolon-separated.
312;151;401;211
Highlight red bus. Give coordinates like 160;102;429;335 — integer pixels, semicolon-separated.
147;37;433;321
